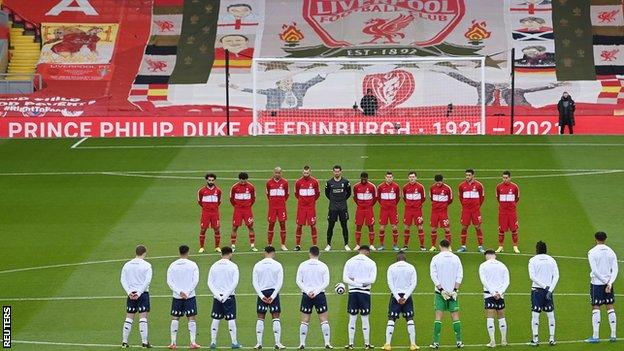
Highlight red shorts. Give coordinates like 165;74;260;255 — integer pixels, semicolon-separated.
460;208;482;226
430;210;450;228
233;207;253;227
201;211;220;229
403;208;424;226
355;207;375;226
296;206;317;226
268;207;287;223
498;212;518;232
379;207;398;225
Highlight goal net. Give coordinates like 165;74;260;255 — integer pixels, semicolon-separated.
251;57;486;136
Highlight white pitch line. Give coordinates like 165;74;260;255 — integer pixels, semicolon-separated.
1;168;622;177
69;137;88;149
0;250;621;275
11;338;624;349
3;292;621;302
99;170;623;181
73;142;624;150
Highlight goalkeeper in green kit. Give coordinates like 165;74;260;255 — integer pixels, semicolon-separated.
428;239;464;349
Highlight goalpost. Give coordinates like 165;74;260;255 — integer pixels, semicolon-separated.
251;57;486;136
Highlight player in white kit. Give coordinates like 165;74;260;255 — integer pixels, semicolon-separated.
166;245;200;349
120;245;153;348
252;246;286;349
478;250;510;348
208;246;241;349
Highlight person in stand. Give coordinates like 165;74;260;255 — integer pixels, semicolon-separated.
360;89;379;116
557;92;575;135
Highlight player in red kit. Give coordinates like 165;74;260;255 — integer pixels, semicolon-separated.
266;166;289;251
294;165;320;251
496;170;520;254
353;172;377;250
402;171;427;251
197;173;222;253
230;172;257;252
377;171;401;251
457;169;485;253
429;174;453;251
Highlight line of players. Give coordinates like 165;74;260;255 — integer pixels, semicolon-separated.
197;166;521;255
119;232;618;349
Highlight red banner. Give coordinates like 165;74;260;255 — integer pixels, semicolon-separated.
1;115;624;138
37;64;114;81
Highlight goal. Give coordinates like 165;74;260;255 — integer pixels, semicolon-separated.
250;57;486;136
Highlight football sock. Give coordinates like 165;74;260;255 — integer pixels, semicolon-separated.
608;309;617;338
368;225;375;246
460;228;467;246
432;320;442;344
355;230;362;246
326;221;336;245
139;318;148;344
531;312;540;342
170;319;179;345
546;311;555;341
340;220;349;245
122;317;133;343
311;226;318;245
476;228;484;245
268;222;275;245
279;222;287;245
256;319;264;345
498;231;505;246
348;314;357;344
391;229;398;245
199;229;206;248
452;320;462;342
404;229;411;246
379;229;385;246
211;319;220;344
486;317;495;342
512;231;518;245
431;232;438;246
296;225;302;245
385;320;395;344
215;229;221;248
228;319;238;344
189;320;197;344
361;315;370;345
273;318;282;345
249;229;256;245
299;322;308;346
417;229;424;247
321;321;331;345
407;320;416;345
592;309;601;339
444;230;452;244
231;231;237;245
498;318;507;342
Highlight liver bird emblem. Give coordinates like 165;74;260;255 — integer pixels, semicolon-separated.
362;14;415;44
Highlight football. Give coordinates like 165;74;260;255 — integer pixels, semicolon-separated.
334;282;346;295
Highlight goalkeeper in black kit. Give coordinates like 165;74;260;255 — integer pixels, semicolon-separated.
325;165;352;252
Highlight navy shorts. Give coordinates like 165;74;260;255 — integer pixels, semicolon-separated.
126;292;150;313
257;289;281;314
388;293;414;319
590;284;615;306
171;297;198;317
348;292;371;315
531;288;554;312
211;296;237;320
300;292;328;314
328;209;349;222
484;296;505;310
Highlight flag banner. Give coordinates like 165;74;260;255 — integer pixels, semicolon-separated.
552;0;596;81
591;0;624;75
36;23;118;81
168;0;220;84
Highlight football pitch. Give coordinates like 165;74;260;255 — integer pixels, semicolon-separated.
1;135;623;351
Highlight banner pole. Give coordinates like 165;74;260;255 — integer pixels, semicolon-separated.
510;48;516;135
225;49;231;136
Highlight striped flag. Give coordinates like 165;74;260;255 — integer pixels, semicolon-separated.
597;75;624;104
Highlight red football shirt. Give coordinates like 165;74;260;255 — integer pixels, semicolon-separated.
377;181;400;209
197;185;221;212
458;180;484;209
266;177;289;209
402;181;426;210
496;182;520;214
353;182;377;208
230;182;255;208
294;176;320;207
430;183;453;212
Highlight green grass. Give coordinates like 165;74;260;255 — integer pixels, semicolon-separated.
0;135;622;351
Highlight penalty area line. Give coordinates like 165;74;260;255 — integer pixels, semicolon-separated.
70;137;89;149
11;338;624;349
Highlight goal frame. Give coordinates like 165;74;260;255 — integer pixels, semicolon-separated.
251;56;487;136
